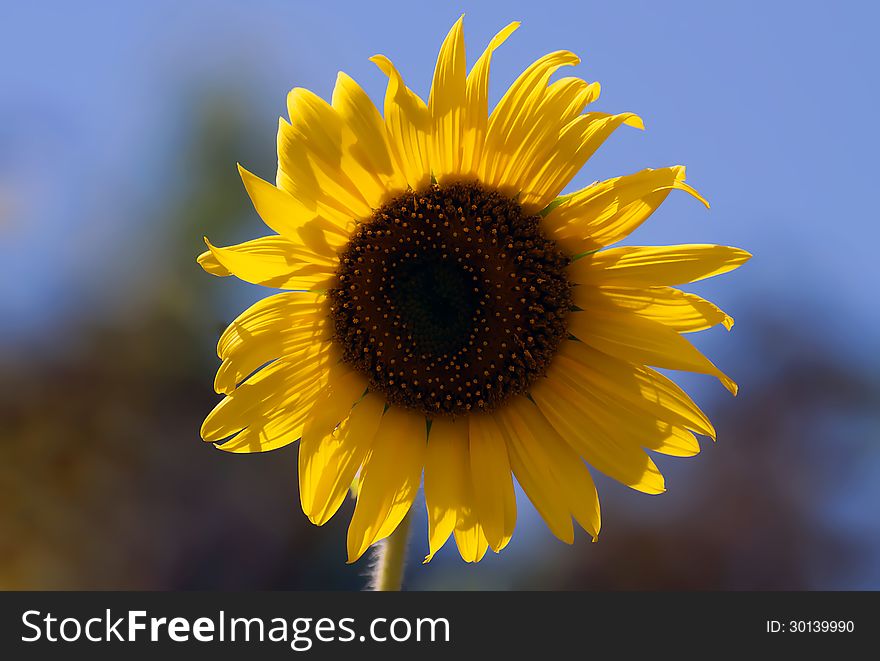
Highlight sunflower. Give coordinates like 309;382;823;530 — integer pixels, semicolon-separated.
198;17;749;564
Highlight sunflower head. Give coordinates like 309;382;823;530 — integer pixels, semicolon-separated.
198;17;750;564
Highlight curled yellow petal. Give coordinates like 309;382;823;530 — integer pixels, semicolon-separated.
198;236;336;291
479;49;581;189
461;21;520;176
370;54;432;191
519;111;644;214
543;166;709;254
493;76;601;199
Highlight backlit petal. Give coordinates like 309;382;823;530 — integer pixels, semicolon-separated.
331;72;409;197
198;236;336;291
570;244;752;287
468;414;517;552
558;340;716;439
496;403;574;543
574;285;734;333
346;406;426;562
519;111;644;214
568;306;738;394
542;166;708;254
461;21;520;176
370;55;432;191
423;417;469;562
479;50;581;189
429;15;467;182
506;396;600;538
299;392;385;525
532;375;666;494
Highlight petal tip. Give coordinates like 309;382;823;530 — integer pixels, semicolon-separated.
369;54;391;73
197;240;230;276
626;114;645;130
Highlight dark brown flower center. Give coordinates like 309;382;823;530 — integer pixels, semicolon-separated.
329;183;571;417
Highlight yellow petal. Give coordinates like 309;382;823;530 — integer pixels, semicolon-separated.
213;297;329;395
274;120;363;232
495;403;574;543
300;368;368;451
550;77;602;120
531;376;666;494
198;236;336;291
480;49;581;189
237;165;351;241
217;293;326;356
558;339;716;439
451;444;491;563
493;76;601;199
453;511;490;563
370;55;432;191
549;355;701;458
568;306;738;394
440;423;491;564
461;21;520;176
201;343;336;444
287;210;350;262
468;414;517;552
299;392;385;525
574;285;734;333
519;111;644;214
331;72;408;197
569;244;752;287
543;166;708;253
215;377;327;454
284;87;389;213
213;292;330;394
507;396;600;538
346;406;426;562
429;15;467;182
277;119;367;221
214;324;331;395
643;424;701;457
423;416;469;562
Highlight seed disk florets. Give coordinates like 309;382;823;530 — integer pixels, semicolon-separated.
330;183;571;417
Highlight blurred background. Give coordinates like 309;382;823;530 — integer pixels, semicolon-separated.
2;0;878;590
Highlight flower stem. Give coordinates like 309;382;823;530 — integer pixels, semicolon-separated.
370;511;412;591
